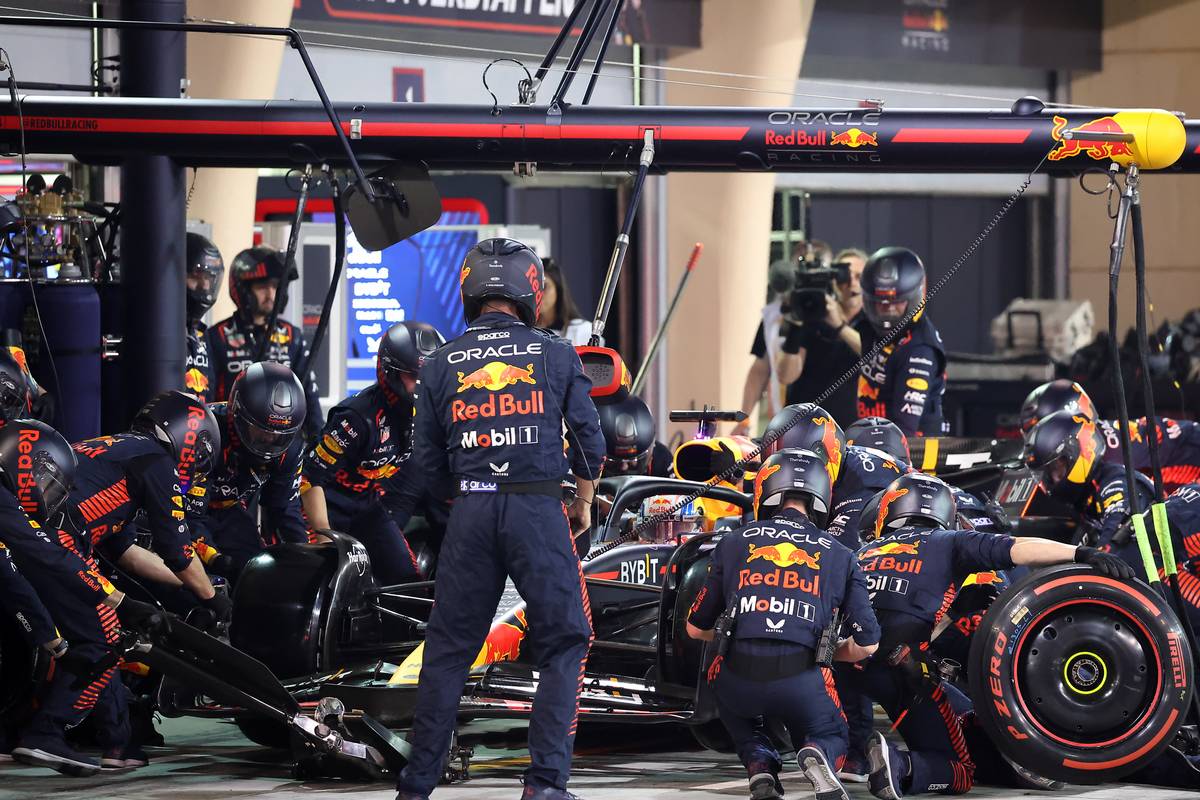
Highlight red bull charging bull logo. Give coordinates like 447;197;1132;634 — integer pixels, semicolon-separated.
830;128;879;148
746;542;821;569
814;416;843;483
456;361;537;393
752;462;782;513
863;540;921;559
1048;115;1134;163
1068;415;1099;483
874;487;909;540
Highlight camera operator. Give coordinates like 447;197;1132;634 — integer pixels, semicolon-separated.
735;241;833;435
774;248;866;427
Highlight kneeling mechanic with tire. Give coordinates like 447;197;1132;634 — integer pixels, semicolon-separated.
687;448;882;800
851;472;1133;798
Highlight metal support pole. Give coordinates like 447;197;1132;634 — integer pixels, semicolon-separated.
119;0;186;421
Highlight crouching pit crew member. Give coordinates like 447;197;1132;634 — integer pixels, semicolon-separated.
302;320;445;585
851;472;1133;799
396;238;605;800
191;362;309;572
0;420;161;776
63;391;226;619
857;248;946;437
688;448;881;800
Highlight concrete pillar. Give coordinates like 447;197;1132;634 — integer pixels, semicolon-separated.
661;0;813;437
185;0;294;323
1069;0;1200;327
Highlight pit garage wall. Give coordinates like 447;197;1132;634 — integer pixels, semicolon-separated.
1069;0;1200;328
662;0;813;436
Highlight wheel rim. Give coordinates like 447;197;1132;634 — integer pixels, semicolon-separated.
1014;599;1160;748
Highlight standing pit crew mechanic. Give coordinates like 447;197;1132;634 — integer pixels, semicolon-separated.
1020;378;1200;493
191;362;309;572
208;246;323;440
184;232;224;398
1;420;161;777
63;391;226;619
761;404;907;549
856;247;947;438
851;472;1131;800
302;320;445;586
396;238;606;800
687;448;880;800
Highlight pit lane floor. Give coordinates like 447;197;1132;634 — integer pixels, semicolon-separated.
1;717;1194;800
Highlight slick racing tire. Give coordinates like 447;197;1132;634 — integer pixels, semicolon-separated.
969;564;1193;783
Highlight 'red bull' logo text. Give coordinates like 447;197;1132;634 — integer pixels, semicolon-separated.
15;429;39;514
738;568;821;595
452;391;544;422
456;361;536;393
1048;115;1134;162
830;128;879;148
746;542;821;569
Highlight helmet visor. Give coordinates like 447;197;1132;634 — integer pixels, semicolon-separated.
1037;452;1075;496
234;413;298;460
33;451;72;518
0;374;27;421
866;298;908;330
187;262;225;310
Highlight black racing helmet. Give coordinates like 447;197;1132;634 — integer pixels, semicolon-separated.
868;472;957;541
861;246;927;334
377;321;445;399
460;238;544;326
598;394;656;476
753;448;833;526
186;233;225;322
0;348;30;422
1024;410;1106;502
228;362;306;460
0;419;76;522
858;490;884;542
845;416;911;467
761;403;846;485
1018;379;1095;434
229;246;288;320
132;390;221;487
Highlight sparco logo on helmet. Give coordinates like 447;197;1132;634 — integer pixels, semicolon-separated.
447;342;543;365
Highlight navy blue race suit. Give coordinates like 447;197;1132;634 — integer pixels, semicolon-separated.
303;382;422;584
849;526;1018;795
0;539;58;647
64;433;196;573
857;315;947;437
826;444;910;548
185;320;212;398
689;507;880;777
189;402;308;570
0;485;127;753
1099;416;1200;493
397;312;605;797
207;315;323;440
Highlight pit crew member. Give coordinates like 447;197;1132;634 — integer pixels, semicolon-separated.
856;248;946;437
688;448;880;800
850;472;1131;798
302;320;445;585
208;246;322;439
183;232;224;397
397;238;605;800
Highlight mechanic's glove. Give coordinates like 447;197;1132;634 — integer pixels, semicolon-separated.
1075;545;1135;579
201;591;233;626
116;596;169;633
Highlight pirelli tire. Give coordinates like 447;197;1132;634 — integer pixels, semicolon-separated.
968;564;1193;783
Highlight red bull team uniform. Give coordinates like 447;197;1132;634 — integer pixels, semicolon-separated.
185;320;212;397
826;444;911;548
1099;417;1200;493
398;312;605;797
849;526;1020;795
857;316;947;437
302;381;423;584
688;507;879;781
189;403;308;570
